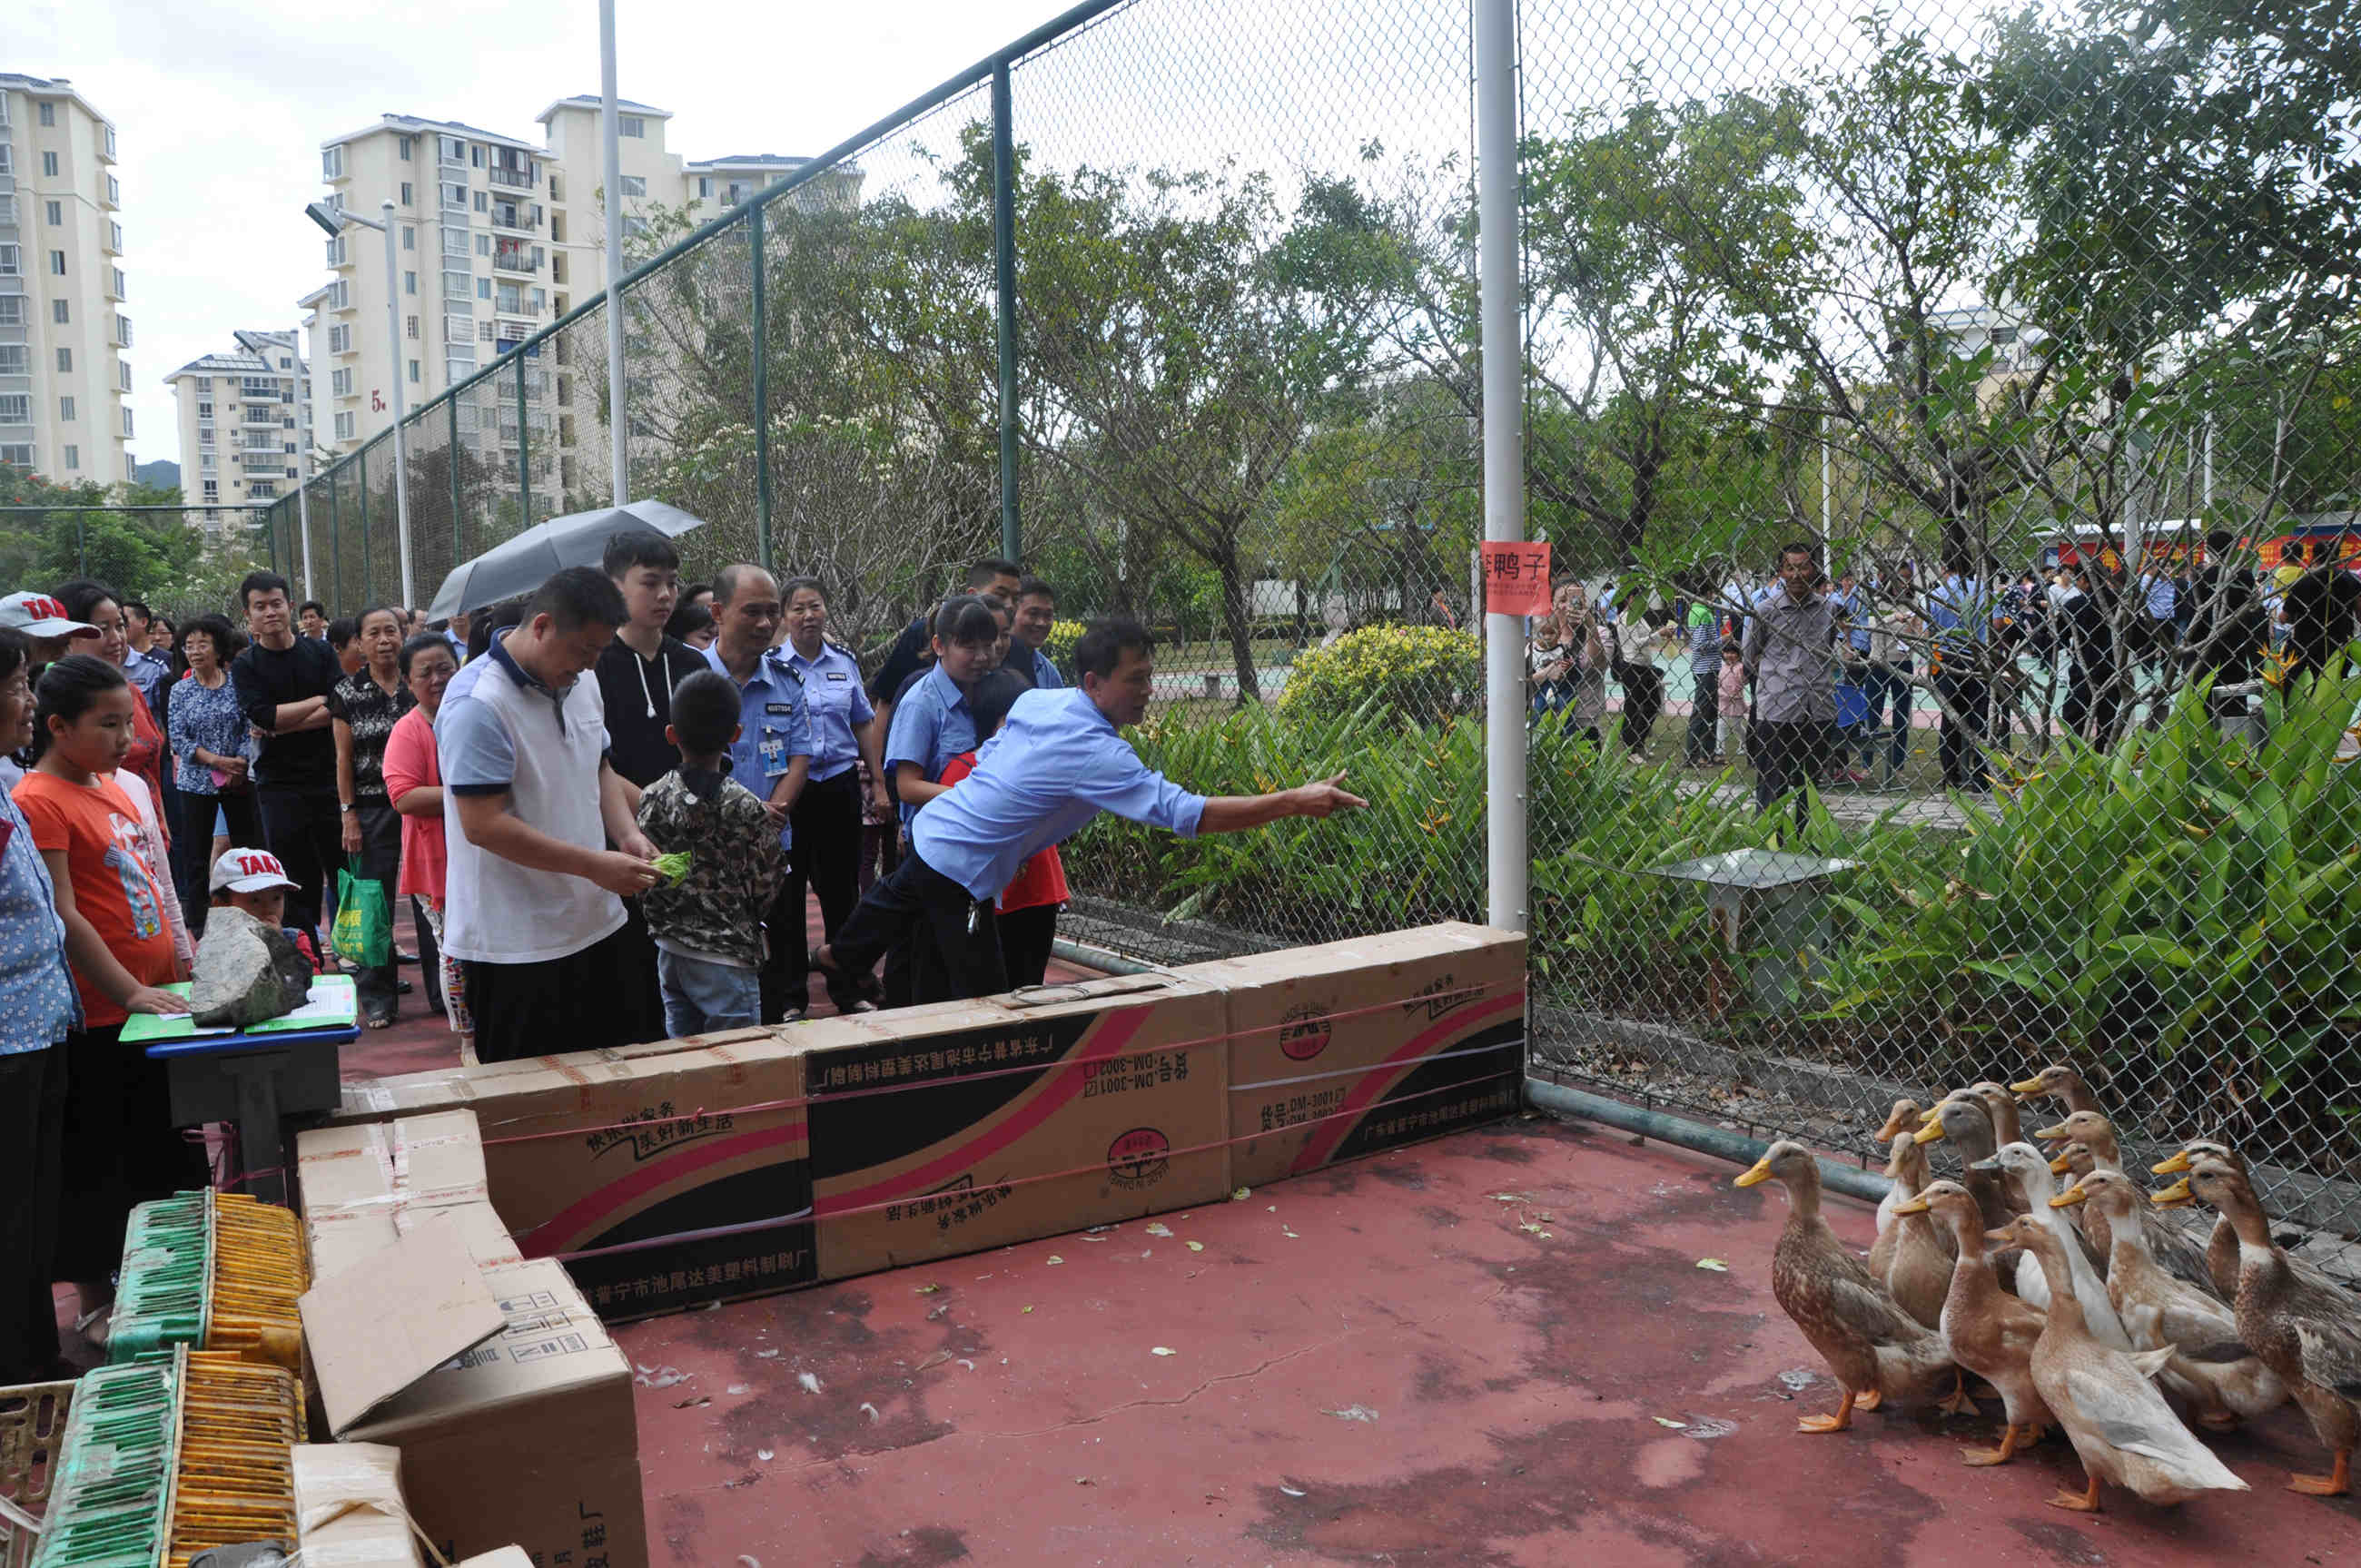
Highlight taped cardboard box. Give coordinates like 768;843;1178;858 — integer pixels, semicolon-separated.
1187;922;1527;1188
331;1025;779;1119
320;1031;825;1318
291;1442;427;1568
804;972;1230;1280
325;1257;647;1568
298;1110;521;1280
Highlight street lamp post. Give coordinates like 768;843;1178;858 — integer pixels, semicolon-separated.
304;199;416;610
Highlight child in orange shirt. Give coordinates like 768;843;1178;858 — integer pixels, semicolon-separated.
936;668;1069;989
15;654;201;1325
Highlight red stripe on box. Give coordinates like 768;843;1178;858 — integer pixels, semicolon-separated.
1288;990;1526;1172
521;1119;805;1254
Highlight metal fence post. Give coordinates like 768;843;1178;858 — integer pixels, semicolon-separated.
330;479;343;615
358;449;372;606
449;396;464;570
516;351;531;533
750;206;773;574
1476;0;1527;936
992;60;1022;567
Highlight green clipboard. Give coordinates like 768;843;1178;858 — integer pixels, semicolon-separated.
119;974;360;1044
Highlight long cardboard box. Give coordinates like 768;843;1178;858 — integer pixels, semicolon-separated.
326;1033;822;1317
1187;923;1527;1188
804;973;1230;1278
331;1258;647;1568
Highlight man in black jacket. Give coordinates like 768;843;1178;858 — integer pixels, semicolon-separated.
230;571;347;942
2282;536;2361;685
2181;529;2267;706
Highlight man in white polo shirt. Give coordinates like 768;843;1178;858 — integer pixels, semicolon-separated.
436;567;665;1062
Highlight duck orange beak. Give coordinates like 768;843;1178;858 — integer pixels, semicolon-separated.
1872;1109;1914;1141
1891;1194;1931;1216
1734;1159;1772;1188
2008;1077;2048;1096
2151;1150;2194;1175
1918;1104;1945;1127
2049;1187;2088;1208
2152;1178;2195;1207
2047;1150;2076;1175
2031;1121;2071;1142
1912;1121;1947;1145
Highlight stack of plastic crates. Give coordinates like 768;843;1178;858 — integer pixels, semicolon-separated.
25;1346;301;1568
0;1381;73;1568
108;1194;308;1374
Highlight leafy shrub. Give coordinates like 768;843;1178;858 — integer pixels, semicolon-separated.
1813;665;2361;1160
1275;624;1479;725
1042;618;1086;680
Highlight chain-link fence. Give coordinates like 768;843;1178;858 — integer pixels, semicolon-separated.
0;500;279;621
223;0;2361;1238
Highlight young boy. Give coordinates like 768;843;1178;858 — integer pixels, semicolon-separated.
207;847;323;971
936;668;1068;989
637;668;787;1035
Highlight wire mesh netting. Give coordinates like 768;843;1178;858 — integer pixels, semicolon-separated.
137;0;2361;1239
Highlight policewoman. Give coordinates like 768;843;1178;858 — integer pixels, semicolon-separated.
702;565;815;1022
776;576;888;971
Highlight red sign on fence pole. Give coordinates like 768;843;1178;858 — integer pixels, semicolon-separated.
1480;541;1552;616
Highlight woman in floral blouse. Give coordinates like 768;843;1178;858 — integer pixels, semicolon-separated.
166;616;262;924
328;606;414;1026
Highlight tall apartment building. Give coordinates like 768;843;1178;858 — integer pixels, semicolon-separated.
0;74;133;486
311;99;856;504
163;330;309;526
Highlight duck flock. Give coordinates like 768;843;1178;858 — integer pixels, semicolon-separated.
1733;1063;2361;1514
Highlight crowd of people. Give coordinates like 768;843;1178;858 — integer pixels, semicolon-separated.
0;540;1368;1383
1531;528;2361;807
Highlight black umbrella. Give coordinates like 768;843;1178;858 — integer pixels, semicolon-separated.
426;499;707;619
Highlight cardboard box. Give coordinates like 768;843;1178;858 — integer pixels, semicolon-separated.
318;1034;821;1318
292;1443;428;1568
331;1258;647;1568
1188;922;1527;1188
299;1110;521;1280
805;973;1230;1279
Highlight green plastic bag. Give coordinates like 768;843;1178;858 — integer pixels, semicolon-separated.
332;854;392;968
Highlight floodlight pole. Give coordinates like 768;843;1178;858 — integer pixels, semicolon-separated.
1476;0;1526;935
294;319;316;600
601;0;630;506
380;201;416;610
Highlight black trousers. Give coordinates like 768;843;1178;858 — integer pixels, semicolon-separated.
757;872;813;1024
833;852;1006;1006
410;893;445;1018
350;801;403;1021
998;902;1060;990
1751;718;1834;827
609;899;669;1043
0;1047;68;1378
466;922;638;1065
258;782;343;941
1615;663;1663;754
1934;671;1990;790
176;786;264;936
789;770;864;945
57;1024;208;1283
1684;671;1720;763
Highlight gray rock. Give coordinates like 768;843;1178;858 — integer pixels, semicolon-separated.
190;906;316;1028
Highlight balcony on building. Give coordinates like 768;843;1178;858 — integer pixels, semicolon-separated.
488;162;537;191
489;199;541;235
241;403;278;426
491;240;540;277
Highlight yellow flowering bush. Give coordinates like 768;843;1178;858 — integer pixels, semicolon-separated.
1276;623;1479;725
1043;618;1086;680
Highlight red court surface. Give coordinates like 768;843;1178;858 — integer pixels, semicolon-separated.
606;1115;2359;1567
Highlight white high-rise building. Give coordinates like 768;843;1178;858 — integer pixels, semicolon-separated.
0;74;133;485
163;330;308;524
309;99;859;506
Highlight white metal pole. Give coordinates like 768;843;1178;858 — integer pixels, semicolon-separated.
294;321;315;600
600;0;629;505
381;202;416;609
1477;0;1526;935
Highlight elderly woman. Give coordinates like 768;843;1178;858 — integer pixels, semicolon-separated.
380;632;469;1058
1528;577;1608;746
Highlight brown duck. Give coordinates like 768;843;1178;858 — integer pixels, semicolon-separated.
1894;1179;2050;1466
1736;1140;1961;1432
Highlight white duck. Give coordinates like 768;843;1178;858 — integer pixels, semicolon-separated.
1973;1142;2133;1349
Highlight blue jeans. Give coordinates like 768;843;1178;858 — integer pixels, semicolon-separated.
657;947;763;1037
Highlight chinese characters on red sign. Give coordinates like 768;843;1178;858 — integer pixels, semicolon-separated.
1481;542;1552;616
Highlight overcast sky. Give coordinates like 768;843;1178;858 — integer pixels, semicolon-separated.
22;0;1059;473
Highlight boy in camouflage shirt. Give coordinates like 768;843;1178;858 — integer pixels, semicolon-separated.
636;669;786;1035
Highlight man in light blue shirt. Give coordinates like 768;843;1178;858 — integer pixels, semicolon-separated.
815;617;1367;1005
703;564;815;1021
